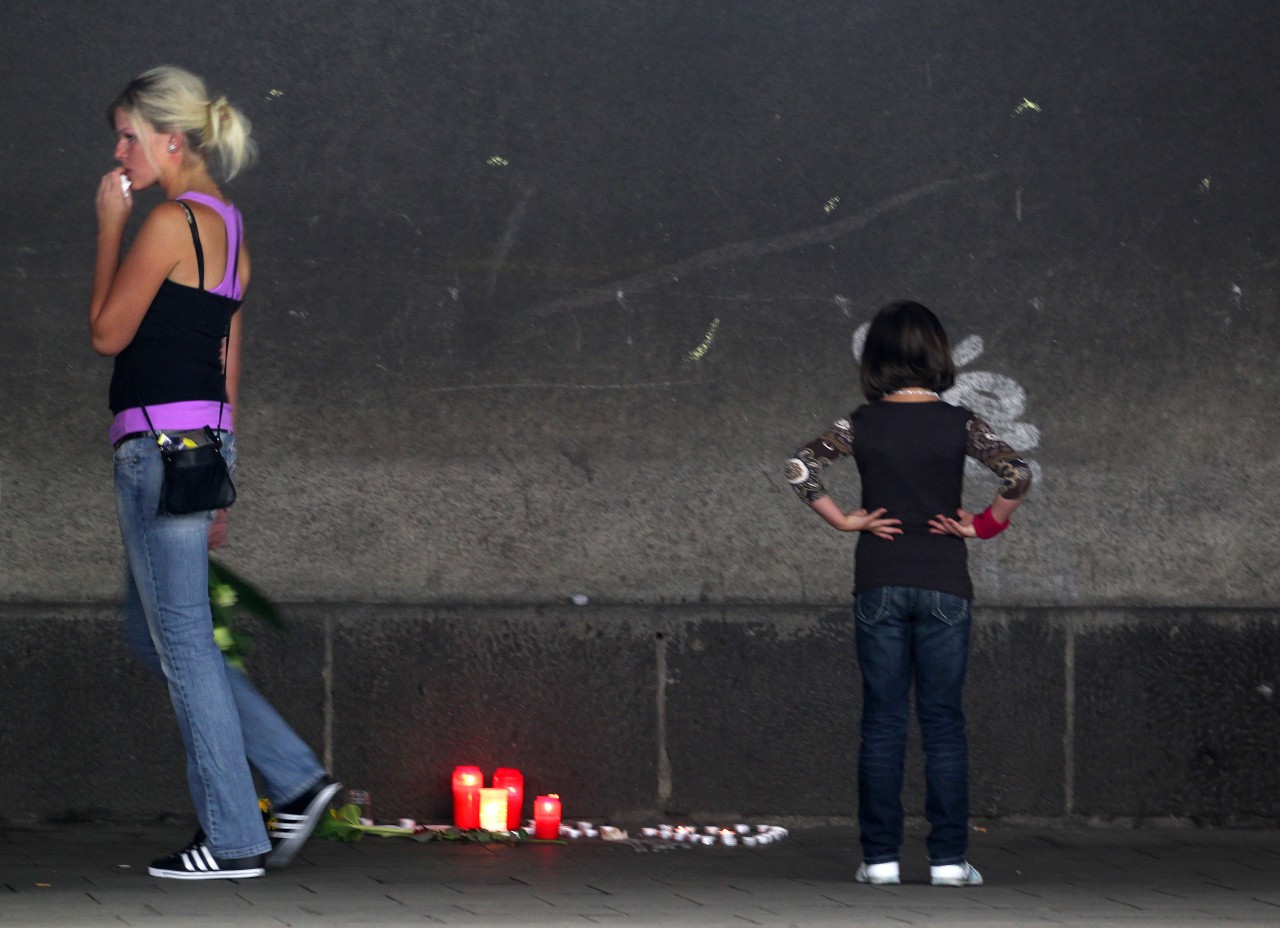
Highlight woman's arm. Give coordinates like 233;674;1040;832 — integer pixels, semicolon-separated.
89;186;187;356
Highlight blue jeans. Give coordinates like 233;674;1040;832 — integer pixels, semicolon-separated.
114;433;324;859
854;585;971;866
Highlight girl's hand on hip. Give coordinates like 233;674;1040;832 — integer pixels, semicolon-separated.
930;508;976;538
96;169;132;230
840;507;902;539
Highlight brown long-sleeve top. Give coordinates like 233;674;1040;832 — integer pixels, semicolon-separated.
785;401;1032;599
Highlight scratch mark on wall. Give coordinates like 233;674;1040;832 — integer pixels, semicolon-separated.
532;174;997;316
685;317;720;361
487;186;536;298
1015;187;1023;223
486;155;509;166
834;295;853;317
1012;97;1042;116
1200;177;1212;194
420;380;695;394
824;196;840;215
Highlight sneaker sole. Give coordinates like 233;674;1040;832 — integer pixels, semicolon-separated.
267;780;343;869
148;866;265;880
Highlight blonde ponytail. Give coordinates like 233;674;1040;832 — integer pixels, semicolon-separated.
108;66;258;181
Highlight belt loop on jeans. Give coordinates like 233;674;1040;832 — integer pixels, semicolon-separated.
113;431;153;450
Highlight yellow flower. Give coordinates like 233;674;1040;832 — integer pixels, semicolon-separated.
213;626;235;651
212;584;238;608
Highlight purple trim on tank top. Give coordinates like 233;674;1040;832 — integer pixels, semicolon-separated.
175;191;244;300
109;401;236;445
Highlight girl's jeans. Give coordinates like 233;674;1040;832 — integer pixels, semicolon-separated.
114;433;324;859
854;585;972;866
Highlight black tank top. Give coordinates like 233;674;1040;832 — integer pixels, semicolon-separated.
852;401;974;599
108;203;242;414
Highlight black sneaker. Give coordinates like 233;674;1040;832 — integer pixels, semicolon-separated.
148;837;265;880
266;777;342;868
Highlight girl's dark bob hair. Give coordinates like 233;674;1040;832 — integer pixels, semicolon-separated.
859;301;956;401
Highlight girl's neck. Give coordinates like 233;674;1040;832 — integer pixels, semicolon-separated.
882;387;941;403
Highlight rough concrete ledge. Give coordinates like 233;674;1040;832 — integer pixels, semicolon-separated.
1;604;1276;826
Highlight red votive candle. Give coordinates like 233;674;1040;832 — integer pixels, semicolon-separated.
533;794;562;840
452;765;483;829
492;767;524;831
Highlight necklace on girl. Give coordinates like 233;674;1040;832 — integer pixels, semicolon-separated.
890;388;940;398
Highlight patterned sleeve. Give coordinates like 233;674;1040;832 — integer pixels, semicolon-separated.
784;418;854;504
966;415;1033;500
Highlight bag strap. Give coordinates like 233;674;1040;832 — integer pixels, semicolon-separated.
175;200;205;290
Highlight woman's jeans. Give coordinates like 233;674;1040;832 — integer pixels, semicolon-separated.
114;433;324;859
854;585;972;866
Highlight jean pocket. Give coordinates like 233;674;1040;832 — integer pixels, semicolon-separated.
931;592;972;627
855;587;891;626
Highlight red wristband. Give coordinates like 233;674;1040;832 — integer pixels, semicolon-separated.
972;506;1008;539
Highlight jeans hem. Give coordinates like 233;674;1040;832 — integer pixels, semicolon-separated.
929;854;968;867
210;841;272;859
863;853;900;865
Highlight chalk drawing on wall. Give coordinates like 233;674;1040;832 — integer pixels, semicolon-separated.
853;322;1042;481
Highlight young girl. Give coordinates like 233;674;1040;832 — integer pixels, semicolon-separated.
785;301;1032;887
90;66;338;880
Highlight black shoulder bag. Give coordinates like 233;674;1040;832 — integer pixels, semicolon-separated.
138;200;237;516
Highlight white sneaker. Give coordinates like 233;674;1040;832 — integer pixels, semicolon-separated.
931;861;983;886
855;861;901;885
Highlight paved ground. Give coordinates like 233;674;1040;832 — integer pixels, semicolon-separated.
2;823;1278;926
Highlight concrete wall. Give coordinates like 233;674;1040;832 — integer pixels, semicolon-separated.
2;604;1277;825
1;2;1277;823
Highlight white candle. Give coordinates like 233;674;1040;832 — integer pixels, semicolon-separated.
743;835;758;847
720;832;738;846
734;824;751;834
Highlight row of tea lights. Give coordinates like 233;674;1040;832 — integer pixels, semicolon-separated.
452;766;787;846
637;824;789;846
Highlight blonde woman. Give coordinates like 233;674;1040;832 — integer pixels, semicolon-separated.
90;66;338;880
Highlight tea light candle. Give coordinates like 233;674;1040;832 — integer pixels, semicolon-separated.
700;834;715;845
492;768;524;831
720;829;738;846
735;824;751;834
478;788;509;832
452;766;483;829
704;825;719;835
743;835;759;847
533;794;562;840
641;827;658;837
